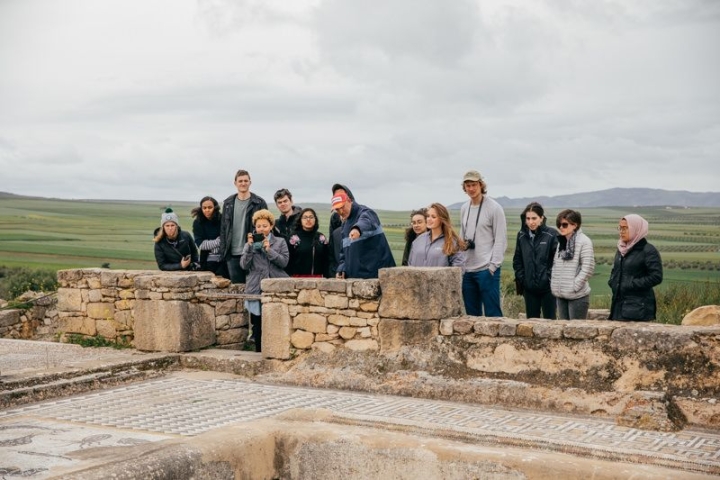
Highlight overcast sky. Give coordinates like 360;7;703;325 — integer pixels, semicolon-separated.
1;0;718;210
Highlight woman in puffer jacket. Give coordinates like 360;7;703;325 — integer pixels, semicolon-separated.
550;209;595;320
608;214;663;321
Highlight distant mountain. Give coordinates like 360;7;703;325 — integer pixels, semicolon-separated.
449;188;720;209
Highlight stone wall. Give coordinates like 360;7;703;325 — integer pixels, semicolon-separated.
0;292;57;340
53;269;248;350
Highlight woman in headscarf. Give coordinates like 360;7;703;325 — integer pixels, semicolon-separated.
608;214;663;321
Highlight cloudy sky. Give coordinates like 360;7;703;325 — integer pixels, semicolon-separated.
1;0;718;210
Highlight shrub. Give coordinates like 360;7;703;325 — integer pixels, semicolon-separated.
656;279;720;325
0;266;58;300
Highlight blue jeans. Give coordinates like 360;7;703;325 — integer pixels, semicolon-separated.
462;267;503;317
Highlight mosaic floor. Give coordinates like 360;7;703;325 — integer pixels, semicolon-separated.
1;375;719;478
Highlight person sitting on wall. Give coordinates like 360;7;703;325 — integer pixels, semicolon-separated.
154;208;199;271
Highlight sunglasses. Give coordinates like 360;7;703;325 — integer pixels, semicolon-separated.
559;222;572;228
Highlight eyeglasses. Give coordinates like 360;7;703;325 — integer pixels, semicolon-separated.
617;226;629;232
558;222;571;228
301;215;315;220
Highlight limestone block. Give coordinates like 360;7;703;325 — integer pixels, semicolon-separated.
378;267;464;320
358;327;371;338
309;306;331;314
0;310;20;328
317;280;347;293
351;279;380;299
87;302;114;320
453;318;475;334
115;299;135;311
163;292;195;301
118;278;134;288
216;315;231;330
115;310;132;327
96;319;123;339
57;288;82;312
87;277;102;289
211;276;232;288
229;313;247;328
154;274;200;289
315;333;339;342
294;313;327;333
312;342;336;353
563;324;598;340
262;302;292;360
379;319;439;352
291;330;315;349
439;319;454;336
216;300;238;316
298;289;324;306
610;325;695;353
359;301;379;312
349;299;360;308
134;300;215;352
324;295;348;309
59;316;97;336
119;289;135;300
344;339;379;351
101;288;117;297
57;269;83;284
134;276;155;290
498;321;518;336
339;326;357;339
474;321;501;337
328;314;350;326
682;305;720;326
217;329;245;345
100;270;124;287
367;317;379;326
533;323;563;339
327;325;339;334
87;289;103;303
349;317;368;327
261;278;296;293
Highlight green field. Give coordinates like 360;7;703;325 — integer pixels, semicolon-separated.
1;198;719;305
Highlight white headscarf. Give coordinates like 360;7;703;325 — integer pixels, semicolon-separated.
617;214;648;256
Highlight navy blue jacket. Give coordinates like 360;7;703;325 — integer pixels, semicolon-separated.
337;203;395;279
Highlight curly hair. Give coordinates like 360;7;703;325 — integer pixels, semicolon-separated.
252;209;276;226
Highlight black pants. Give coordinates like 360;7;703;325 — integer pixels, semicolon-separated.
524;290;557;319
250;313;262;352
226;255;247;283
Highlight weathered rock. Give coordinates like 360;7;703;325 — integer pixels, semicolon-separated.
57;288;82;312
0;310;20;328
134;300;215;352
260;278;296;293
86;302;114;320
351;279;380;299
616;391;682;431
291;330;315;349
378;267;464;320
682;305;720;326
293;313;327;333
311;342;336;353
262;302;292;360
59;316;97;336
344;339;379;351
297;289;324;306
379;319;439;352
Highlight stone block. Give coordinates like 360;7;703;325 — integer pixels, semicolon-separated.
262;302;292;360
115;299;135;311
358;326;372;338
379;319;439;352
328;314;351;326
211;276;232;288
533;323;563;339
154;274;199;289
261;278;296;293
96;319;123;339
324;295;349;309
327;324;339;334
293;313;327;333
339;326;357;339
134;300;215;352
88;289;103;303
0;310;21;328
453;318;475;334
439;319;454;336
59;316;97;336
163;292;195;301
57;288;82;312
317;280;347;293
359;301;379;312
291;279;319;290
311;342;336;353
87;277;102;289
349;317;368;327
229;313;247;328
378;267;463;320
86;302;115;320
351;280;380;299
216;300;238;316
315;333;339;342
115;310;132;327
100;270;124;287
563;324;598;340
291;330;315;349
216;315;231;330
474;321;501;337
682;305;720;326
344;339;379;351
217;329;245;345
57;269;83;284
119;289;135;300
298;289;324;306
610;325;695;353
134;276;155;290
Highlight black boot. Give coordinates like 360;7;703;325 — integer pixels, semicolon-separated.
250;313;262;352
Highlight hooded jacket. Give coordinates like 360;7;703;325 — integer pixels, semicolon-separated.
608;238;662;321
337;202;395;279
513;219;558;293
219;192;268;261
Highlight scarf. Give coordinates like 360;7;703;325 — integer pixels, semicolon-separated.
617;214;648;257
558;230;577;261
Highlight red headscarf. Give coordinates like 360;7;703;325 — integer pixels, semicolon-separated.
617;214;648;256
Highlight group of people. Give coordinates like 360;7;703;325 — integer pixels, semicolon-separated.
153;168;664;350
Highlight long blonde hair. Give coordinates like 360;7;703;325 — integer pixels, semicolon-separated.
428;202;464;256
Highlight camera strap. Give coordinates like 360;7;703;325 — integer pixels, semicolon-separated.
463;197;483;245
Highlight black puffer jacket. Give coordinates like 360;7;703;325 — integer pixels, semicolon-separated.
512;222;558;293
219;192;268;261
154;229;198;271
608;238;663;321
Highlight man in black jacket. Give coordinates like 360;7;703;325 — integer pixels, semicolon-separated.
273;188;302;240
219;169;268;283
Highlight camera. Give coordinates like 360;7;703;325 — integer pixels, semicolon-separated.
464;239;475;250
252;233;264;251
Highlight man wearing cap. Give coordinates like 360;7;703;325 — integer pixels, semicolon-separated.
331;191;395;279
460;170;507;317
328;183;355;277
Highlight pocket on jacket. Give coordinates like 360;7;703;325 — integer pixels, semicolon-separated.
620;298;646;320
